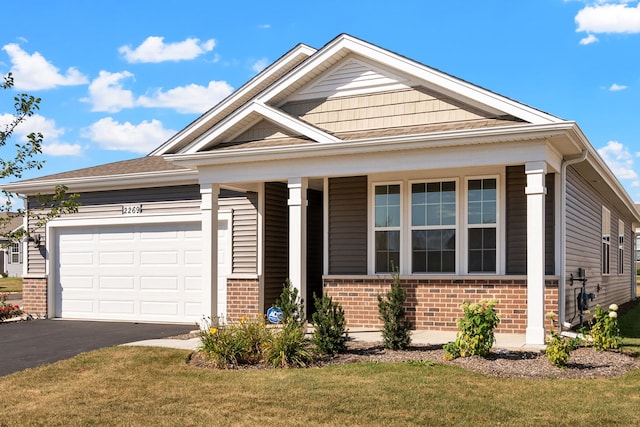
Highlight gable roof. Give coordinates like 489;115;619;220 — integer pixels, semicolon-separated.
172;34;561;155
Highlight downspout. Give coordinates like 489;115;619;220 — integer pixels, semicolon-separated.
559;150;588;330
17;194;28;278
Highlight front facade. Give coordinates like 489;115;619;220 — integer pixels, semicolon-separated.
6;35;639;344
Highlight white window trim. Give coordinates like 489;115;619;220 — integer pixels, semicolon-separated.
369;181;403;274
618;219;624;275
463;175;501;275
408;178;459;274
602;206;611;276
368;174;504;275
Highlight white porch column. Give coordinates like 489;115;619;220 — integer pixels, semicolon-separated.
525;162;547;345
288;177;308;315
200;183;219;326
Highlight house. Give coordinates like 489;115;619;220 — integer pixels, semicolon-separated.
0;214;24;277
4;34;639;345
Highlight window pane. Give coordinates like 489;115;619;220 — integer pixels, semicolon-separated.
483;201;496;224
427;251;442;272
468;228;496;273
427;229;443;250
468;228;483;250
387;205;400;227
442;229;456;250
426;204;441;226
376;230;400;273
442;203;456;225
412;230;426;250
413;250;426;273
442;251;455;272
412;205;425;227
412;184;425;205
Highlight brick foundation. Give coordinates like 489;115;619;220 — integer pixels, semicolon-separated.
22;275;48;317
324;276;559;334
226;277;260;322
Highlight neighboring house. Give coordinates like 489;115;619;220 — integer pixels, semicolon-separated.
0;214;24;277
4;34;639;345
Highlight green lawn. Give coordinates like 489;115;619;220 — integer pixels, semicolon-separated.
0;346;639;426
0;277;22;293
1;300;639;426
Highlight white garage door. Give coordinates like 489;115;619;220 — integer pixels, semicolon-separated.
55;220;230;323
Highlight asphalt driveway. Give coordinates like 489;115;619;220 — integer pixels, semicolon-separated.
0;319;195;376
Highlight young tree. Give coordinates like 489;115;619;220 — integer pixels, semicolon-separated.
0;72;79;242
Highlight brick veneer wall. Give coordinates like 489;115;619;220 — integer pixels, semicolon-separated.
324;277;559;334
226;277;260;322
22;275;48;317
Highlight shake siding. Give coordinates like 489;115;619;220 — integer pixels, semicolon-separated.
281;87;504;133
565;166;633;324
328;176;368;274
505;166;555;275
232;119;295;142
263;182;289;311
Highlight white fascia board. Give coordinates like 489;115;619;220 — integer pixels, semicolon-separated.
260;34;560;125
170;122;576;171
150;44;317;156
185;101;340;153
2;169;198;195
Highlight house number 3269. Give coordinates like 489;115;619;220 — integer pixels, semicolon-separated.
122;205;142;214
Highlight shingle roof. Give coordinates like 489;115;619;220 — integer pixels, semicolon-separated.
14;156;186;183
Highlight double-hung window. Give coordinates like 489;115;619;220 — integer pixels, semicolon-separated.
467;178;497;273
618;219;624;275
602;206;610;275
411;181;456;273
10;242;20;264
374;184;401;273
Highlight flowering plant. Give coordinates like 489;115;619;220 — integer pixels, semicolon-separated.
588;304;621;351
0;293;23;321
444;299;500;359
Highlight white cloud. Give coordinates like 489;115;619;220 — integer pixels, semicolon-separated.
82;71;135;113
598;140;638;180
1;43;88;90
82;117;175;153
0;113;81;157
609;83;628;91
119;36;216;63
251;57;269;73
579;33;599;44
137;80;233;113
576;2;640;34
258;24;271;29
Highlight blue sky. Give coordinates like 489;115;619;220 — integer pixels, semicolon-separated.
1;0;640;200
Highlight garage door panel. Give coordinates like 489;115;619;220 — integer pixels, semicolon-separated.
56;222;207;323
99;276;135;289
140;276;179;290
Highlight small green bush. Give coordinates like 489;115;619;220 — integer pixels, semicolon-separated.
444;299;500;359
199;316;271;368
311;294;348;355
589;304;622;351
377;269;412;350
264;319;313;368
273;279;305;326
545;331;580;367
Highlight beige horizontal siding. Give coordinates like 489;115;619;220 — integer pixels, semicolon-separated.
281;87;501;134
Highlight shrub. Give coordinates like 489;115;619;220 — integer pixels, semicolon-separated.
588;304;622;351
444;299;500;359
264;319;313;368
545;331;580;367
0;293;22;321
377;269;412;350
198;316;271;368
273;279;305;326
311;294;348;355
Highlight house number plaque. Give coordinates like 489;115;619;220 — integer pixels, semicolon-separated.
122;204;142;214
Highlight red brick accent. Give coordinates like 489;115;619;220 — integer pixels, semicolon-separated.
226;277;260;322
323;277;559;334
22;275;48;317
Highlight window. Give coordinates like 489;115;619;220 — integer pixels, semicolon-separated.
467;178;497;273
411;181;456;273
618;219;624;275
10;242;20;264
374;184;401;273
602;206;610;275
